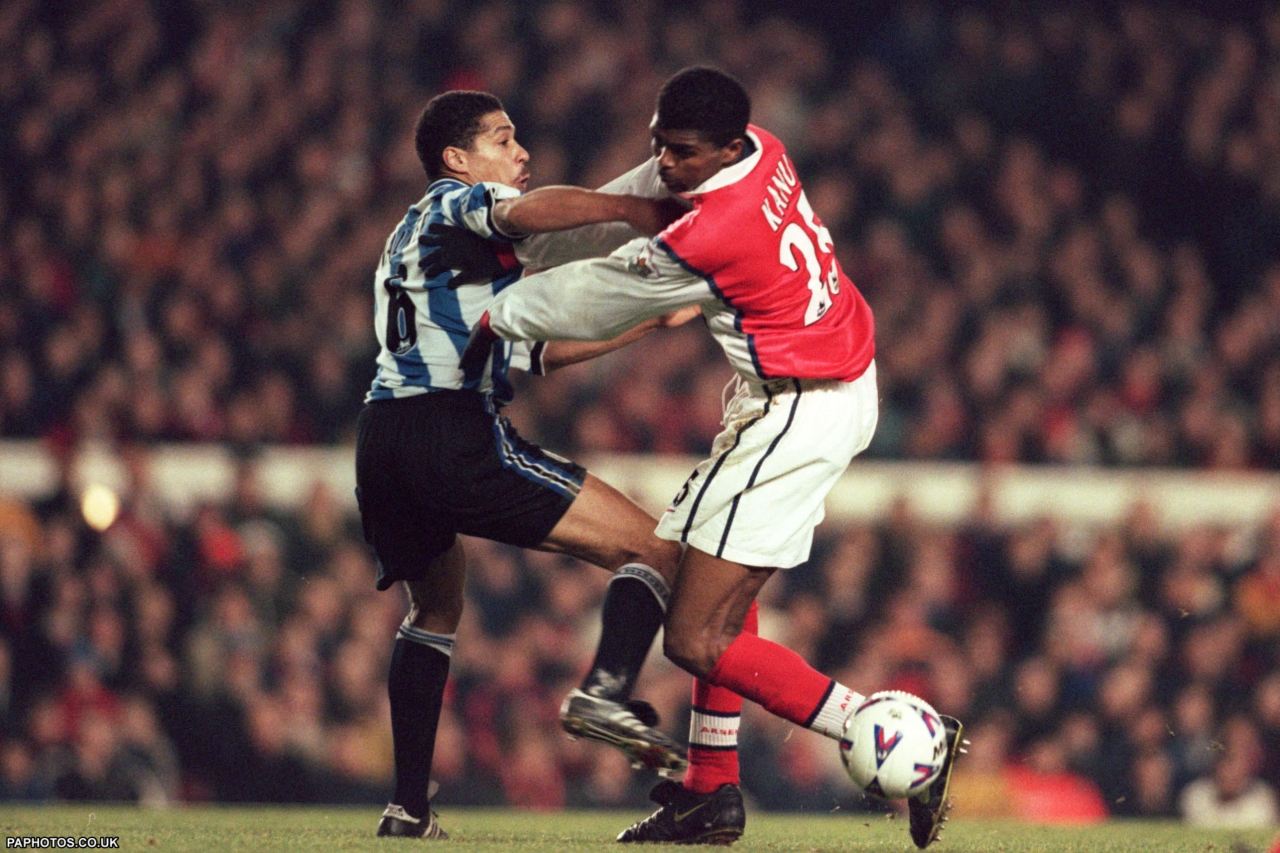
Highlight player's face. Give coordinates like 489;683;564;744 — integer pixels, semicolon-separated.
651;124;743;193
457;111;530;190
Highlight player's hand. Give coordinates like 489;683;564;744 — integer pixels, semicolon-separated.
460;311;499;378
655;306;702;328
420;223;519;288
625;197;692;235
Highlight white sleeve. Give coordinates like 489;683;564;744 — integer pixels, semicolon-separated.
490;236;714;342
513;159;671;269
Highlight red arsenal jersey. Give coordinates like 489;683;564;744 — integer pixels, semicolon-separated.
656;125;875;382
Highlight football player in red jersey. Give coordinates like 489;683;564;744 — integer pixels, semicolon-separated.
459;67;965;847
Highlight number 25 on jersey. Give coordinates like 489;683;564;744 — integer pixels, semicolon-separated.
779;192;841;326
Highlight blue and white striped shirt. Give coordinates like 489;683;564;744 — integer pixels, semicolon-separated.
366;178;536;403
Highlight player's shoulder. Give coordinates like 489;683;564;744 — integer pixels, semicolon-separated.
656;205;701;246
739;126;791;185
425;178;519;206
473;180;522;201
747;123;784;152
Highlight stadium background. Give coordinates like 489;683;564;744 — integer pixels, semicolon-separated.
2;0;1279;829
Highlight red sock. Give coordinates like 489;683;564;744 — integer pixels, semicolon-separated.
704;630;837;729
684;602;758;794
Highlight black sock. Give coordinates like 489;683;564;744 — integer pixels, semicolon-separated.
388;634;451;819
582;564;668;701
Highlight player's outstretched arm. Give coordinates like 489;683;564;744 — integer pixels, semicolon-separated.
458;240;711;376
515;158;675;270
494;187;686;237
492;239;712;342
539;306;702;371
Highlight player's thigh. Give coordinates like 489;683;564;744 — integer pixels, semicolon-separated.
446;403;675;575
539;473;679;579
402;538;466;633
449;407;589;551
664;546;773;672
355;402;457;592
358;485;456;592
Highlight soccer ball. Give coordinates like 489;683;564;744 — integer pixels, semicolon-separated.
839;690;947;800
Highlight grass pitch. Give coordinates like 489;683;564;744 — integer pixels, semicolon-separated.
0;806;1274;852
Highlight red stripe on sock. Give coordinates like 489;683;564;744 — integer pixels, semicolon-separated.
685;747;737;794
704;625;831;727
685;602;758;794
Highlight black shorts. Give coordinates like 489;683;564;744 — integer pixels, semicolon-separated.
355;391;586;591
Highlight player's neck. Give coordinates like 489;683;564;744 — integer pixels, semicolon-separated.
436;169;475;186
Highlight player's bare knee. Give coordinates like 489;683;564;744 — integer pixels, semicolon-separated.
405;585;462;630
409;601;462;630
596;536;680;584
633;538;681;584
663;629;716;678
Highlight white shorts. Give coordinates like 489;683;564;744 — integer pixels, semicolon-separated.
656;362;878;568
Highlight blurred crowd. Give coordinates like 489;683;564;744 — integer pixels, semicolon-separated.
0;456;1278;825
3;0;1280;465
3;0;1280;827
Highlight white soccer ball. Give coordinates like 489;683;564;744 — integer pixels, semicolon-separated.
839;690;947;800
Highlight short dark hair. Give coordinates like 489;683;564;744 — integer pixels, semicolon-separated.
655;66;751;146
414;91;505;179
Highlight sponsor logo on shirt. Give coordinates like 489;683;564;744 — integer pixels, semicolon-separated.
628;244;657;278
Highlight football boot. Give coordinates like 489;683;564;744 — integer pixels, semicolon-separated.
907;715;967;848
617;780;745;845
376;803;447;839
560;688;687;775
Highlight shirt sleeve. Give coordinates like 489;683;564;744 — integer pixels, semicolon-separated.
506;339;548;375
437;181;526;242
514;159;670;269
488;236;715;342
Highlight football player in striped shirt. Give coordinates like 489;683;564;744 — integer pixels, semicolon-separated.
358;90;695;838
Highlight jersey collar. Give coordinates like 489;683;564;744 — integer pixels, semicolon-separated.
426;177;469;194
683;128;764;196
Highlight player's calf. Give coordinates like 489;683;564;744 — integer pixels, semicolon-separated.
662;551;771;678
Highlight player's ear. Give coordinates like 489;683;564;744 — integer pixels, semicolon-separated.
442;145;468;177
720;137;745;165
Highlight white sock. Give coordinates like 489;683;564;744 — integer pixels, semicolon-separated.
689;708;740;750
808;681;865;740
397;623;455;658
